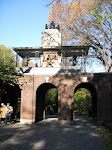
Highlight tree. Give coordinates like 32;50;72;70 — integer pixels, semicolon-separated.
49;0;112;72
74;88;92;116
45;88;58;114
19;60;35;67
0;45;20;100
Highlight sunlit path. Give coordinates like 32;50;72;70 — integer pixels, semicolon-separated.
0;116;108;150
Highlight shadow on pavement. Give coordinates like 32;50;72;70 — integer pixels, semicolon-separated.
0;116;107;150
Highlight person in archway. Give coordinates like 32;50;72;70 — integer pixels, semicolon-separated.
47;105;50;115
4;103;13;124
0;103;6;124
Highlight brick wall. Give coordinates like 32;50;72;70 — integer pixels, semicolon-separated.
19;73;112;124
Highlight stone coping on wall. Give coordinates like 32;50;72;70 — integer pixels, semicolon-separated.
15;67;81;75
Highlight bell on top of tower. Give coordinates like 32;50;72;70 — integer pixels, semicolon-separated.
56;24;60;31
42;22;62;48
50;21;55;29
45;21;60;31
45;24;48;29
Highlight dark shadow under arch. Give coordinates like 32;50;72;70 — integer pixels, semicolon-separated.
1;84;21;121
74;83;97;120
35;83;57;123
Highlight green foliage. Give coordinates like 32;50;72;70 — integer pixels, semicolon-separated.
0;45;15;66
0;45;20;97
74;88;92;116
45;88;58;114
90;0;112;24
97;126;112;150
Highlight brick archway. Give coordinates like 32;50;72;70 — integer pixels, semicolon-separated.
19;73;112;124
74;83;97;120
35;83;57;122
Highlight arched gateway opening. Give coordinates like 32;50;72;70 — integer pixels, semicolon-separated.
74;83;97;120
35;83;58;122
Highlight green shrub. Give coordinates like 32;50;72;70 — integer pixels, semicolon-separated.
97;126;112;150
74;88;92;116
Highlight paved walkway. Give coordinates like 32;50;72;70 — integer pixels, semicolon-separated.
0;116;109;150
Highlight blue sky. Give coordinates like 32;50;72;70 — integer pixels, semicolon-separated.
0;0;106;72
0;0;50;47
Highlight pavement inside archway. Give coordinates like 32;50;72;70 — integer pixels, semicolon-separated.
0;117;108;150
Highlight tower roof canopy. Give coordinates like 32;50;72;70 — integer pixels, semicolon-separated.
13;46;89;58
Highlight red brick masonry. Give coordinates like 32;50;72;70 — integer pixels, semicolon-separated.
19;73;112;124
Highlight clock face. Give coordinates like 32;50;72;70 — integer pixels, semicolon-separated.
41;29;61;47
